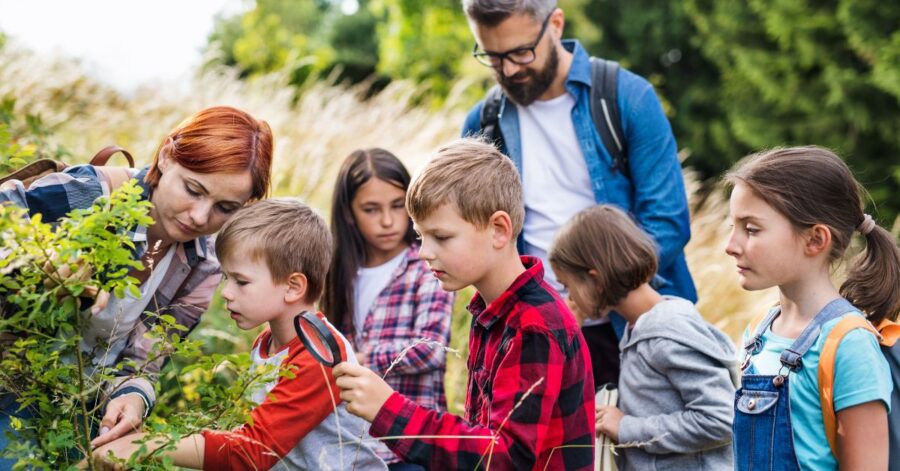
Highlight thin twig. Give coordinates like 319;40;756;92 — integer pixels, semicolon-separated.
478;376;545;470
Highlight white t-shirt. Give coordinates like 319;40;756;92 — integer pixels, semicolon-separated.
80;244;176;368
353;250;406;330
519;92;596;292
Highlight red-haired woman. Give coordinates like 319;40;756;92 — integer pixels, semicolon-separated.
0;106;274;458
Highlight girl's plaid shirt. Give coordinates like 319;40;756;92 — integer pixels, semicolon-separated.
342;244;454;463
343;245;454;412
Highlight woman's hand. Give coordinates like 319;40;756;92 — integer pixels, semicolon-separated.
333;362;394;422
90;394;146;448
596;405;624;442
39;251;110;314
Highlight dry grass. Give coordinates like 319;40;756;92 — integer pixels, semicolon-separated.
1;39;778;420
682;168;779;338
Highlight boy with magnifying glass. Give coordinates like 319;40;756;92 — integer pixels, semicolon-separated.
333;139;595;470
92;199;386;470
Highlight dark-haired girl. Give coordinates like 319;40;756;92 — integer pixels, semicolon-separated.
321;148;453;470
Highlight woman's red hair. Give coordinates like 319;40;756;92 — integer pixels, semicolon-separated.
145;106;274;201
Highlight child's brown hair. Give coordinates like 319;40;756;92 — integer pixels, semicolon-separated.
406;137;524;237
549;205;658;314
215;198;333;302
726;146;900;323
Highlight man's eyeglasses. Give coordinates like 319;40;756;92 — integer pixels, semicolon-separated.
472;11;553;69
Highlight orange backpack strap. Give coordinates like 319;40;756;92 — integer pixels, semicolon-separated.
818;315;879;457
876;319;900;347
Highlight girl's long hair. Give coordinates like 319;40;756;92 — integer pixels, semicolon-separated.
321;148;416;329
726;146;900;324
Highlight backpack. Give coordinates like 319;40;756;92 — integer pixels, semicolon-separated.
479;57;629;178
0;145;135;189
818;316;900;469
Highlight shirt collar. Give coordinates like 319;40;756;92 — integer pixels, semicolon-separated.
467;255;545;329
563;39;592;90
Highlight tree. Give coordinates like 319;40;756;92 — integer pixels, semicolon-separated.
370;0;475;101
205;0;381;87
684;0;900;221
561;0;736;182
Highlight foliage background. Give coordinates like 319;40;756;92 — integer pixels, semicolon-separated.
206;0;900;222
1;0;898;433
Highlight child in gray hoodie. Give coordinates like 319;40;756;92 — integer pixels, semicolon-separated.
550;204;737;471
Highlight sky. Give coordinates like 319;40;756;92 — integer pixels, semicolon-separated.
0;0;247;93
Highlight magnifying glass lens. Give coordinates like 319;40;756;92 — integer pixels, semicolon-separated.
296;317;334;364
293;311;343;367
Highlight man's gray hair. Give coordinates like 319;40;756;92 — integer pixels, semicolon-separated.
462;0;557;27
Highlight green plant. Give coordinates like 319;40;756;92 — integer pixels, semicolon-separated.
0;181;151;468
0;181;276;469
0;96;69;174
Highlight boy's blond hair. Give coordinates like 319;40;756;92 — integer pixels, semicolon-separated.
407;138;524;236
215;198;333;302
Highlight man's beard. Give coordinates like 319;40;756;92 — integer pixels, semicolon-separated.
496;44;559;107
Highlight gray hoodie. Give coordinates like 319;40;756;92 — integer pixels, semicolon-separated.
615;296;737;471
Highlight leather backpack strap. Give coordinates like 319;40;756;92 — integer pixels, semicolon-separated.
818;316;879;457
90;146;135;168
0;159;67;187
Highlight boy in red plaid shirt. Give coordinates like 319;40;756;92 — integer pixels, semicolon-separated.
334;138;595;470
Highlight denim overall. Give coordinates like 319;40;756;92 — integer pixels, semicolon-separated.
733;298;858;470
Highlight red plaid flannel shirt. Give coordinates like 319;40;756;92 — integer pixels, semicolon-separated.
369;257;595;470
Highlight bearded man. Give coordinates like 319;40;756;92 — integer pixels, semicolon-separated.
461;0;697;388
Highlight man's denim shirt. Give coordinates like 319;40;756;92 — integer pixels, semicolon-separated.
463;39;697;302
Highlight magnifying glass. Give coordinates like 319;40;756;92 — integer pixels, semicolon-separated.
293;310;343;367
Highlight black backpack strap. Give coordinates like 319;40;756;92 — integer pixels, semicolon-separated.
589;57;628;179
479;85;505;149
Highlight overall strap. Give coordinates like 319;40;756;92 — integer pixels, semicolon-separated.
744;307;781;353
741;307;780;372
779;298;859;371
818;314;879;458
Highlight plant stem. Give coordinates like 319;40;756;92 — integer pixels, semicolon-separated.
71;298;95;470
